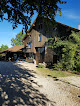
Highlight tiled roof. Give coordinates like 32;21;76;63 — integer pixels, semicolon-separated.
1;45;24;53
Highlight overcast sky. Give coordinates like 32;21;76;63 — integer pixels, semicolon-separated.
0;0;80;48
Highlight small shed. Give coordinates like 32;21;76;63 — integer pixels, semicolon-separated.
0;45;25;61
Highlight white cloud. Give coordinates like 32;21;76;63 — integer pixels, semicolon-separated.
62;10;80;20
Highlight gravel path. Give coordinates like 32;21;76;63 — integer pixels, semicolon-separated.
59;76;80;88
0;61;80;106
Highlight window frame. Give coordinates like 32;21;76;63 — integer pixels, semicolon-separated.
38;34;42;42
27;42;31;48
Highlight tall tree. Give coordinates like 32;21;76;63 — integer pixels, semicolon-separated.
11;31;25;46
0;0;66;32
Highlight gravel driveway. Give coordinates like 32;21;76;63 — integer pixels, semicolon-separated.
0;61;80;106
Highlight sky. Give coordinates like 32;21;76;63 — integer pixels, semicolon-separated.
0;0;80;48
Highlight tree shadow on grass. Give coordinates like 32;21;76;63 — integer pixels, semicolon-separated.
0;62;55;106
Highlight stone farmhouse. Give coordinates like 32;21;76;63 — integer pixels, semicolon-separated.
22;16;80;64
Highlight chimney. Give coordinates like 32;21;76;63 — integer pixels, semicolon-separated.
78;24;80;30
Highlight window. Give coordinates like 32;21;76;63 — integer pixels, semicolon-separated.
27;43;29;48
27;42;31;48
29;42;31;48
29;35;32;38
38;34;42;42
54;27;57;31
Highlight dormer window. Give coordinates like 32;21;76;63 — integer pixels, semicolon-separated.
38;34;42;42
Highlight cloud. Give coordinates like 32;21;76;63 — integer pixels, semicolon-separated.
62;10;80;20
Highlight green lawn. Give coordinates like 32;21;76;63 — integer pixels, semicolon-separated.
37;68;75;77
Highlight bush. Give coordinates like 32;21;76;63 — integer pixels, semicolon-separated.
46;62;53;68
53;61;63;71
37;64;44;68
47;31;80;71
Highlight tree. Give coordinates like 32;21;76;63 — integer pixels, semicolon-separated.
0;0;66;32
0;44;8;52
0;44;8;58
46;31;80;71
11;31;25;46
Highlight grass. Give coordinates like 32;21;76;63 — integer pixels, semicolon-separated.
37;68;75;77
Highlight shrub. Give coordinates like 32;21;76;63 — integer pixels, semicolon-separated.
53;61;63;71
46;31;80;71
37;64;44;68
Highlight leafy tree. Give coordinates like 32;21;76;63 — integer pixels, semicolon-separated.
0;0;66;32
11;31;25;46
0;44;8;52
46;31;80;71
0;44;8;58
